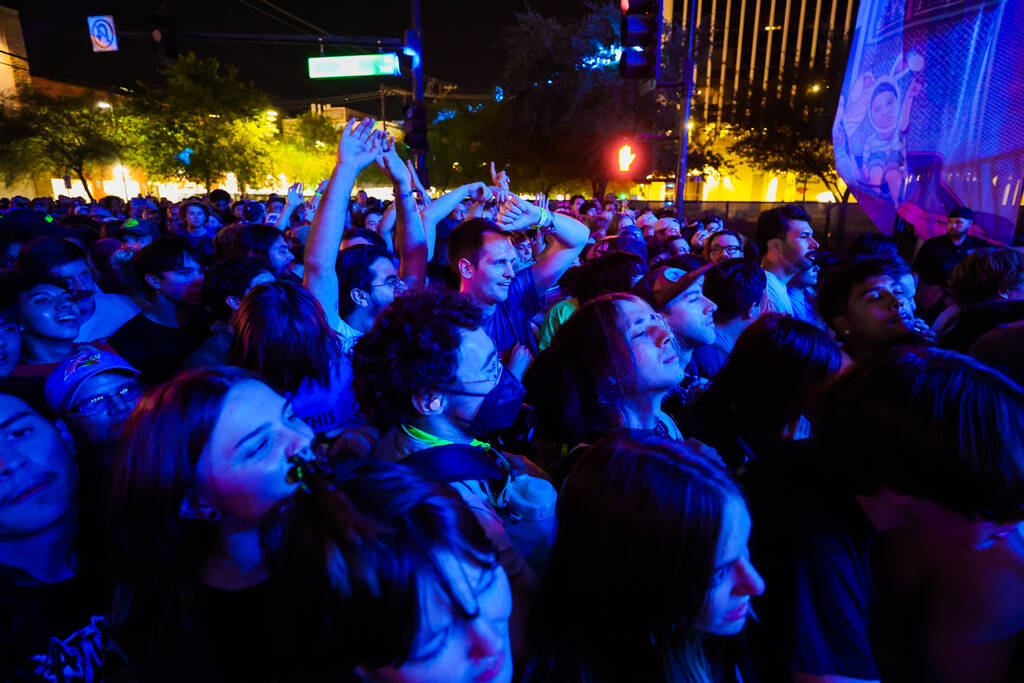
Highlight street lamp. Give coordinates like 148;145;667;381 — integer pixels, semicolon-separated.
97;101;112;110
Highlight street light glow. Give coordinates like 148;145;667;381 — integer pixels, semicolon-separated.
97;101;112;110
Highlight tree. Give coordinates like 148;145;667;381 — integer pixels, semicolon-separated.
493;2;718;198
0;89;120;201
120;52;276;191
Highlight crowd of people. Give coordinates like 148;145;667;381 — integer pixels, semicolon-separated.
1;117;1023;683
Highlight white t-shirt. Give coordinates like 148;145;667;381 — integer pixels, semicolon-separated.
333;317;364;355
75;293;141;343
762;270;795;317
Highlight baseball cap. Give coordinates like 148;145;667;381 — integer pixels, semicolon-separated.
642;263;711;310
45;349;140;413
949;206;975;221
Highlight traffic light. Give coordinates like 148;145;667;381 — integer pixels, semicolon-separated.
611;138;651;182
620;0;663;80
151;9;178;61
403;101;428;155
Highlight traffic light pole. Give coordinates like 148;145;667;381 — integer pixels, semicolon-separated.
410;0;428;186
675;0;697;221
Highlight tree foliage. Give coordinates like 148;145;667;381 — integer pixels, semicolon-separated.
492;1;717;197
119;52;276;191
0;89;121;201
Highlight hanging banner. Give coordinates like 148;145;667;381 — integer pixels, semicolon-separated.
833;0;1023;244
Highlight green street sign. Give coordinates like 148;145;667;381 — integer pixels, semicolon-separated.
308;53;401;79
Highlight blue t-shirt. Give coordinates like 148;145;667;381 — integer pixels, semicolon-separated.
482;267;542;356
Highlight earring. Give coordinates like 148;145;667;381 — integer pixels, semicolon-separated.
178;488;222;521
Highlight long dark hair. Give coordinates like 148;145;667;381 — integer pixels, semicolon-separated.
108;366;265;665
529;293;653;445
688;314;842;468
262;458;499;681
525;431;743;683
228;281;343;393
821;347;1024;521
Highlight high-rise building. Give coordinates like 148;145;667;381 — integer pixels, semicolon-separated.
675;0;858;122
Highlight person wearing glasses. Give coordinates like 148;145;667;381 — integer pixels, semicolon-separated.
705;229;746;265
334;244;406;355
353;288;549;658
45;348;143;471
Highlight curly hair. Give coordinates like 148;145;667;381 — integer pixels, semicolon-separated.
351;288;482;431
950;247;1024;306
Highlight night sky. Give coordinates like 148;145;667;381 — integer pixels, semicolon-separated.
8;0;588;110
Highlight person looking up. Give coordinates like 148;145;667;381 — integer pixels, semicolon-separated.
18;236;140;343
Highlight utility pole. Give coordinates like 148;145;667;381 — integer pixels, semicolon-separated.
409;0;427;185
675;0;697;221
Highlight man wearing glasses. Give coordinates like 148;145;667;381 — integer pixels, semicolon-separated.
705;230;746;265
334;245;407;355
44;349;142;469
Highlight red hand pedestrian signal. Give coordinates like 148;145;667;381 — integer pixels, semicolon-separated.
618;145;637;172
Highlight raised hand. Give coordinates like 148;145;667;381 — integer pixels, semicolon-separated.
375;134;413;188
464;181;492;203
496;195;541;232
490;161;510;191
535;192;549;211
286;182;304;207
337;118;382;172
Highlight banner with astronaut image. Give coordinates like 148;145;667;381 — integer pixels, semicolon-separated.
833;0;1024;244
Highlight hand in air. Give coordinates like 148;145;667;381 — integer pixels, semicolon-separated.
496;195;541;231
490;161;511;191
286;182;304;208
337;118;383;172
375;134;413;188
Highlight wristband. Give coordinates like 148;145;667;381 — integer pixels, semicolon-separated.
393;188;415;199
537;207;552;229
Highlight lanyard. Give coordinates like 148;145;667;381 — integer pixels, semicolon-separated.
400;424;491;451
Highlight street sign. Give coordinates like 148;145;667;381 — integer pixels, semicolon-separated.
87;15;119;53
308;53;400;79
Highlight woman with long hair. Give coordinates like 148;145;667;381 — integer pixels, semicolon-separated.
525;431;764;682
527;293;686;478
107;366;314;680
263;457;514;683
228;280;362;435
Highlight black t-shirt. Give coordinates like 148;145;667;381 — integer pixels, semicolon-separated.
108;313;210;385
114;583;280;683
0;571;108;682
913;234;987;286
788;494;879;679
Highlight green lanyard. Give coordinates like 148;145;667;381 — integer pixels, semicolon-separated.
400;424;492;450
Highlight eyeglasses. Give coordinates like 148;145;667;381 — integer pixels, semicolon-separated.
709;245;743;255
70;382;144;416
369;276;407;292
